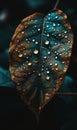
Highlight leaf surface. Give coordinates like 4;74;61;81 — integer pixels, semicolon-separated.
9;9;73;113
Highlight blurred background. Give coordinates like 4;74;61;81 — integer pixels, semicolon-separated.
0;0;77;130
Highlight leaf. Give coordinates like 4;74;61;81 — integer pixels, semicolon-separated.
0;67;15;88
9;9;73;114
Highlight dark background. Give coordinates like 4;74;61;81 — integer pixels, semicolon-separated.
0;0;77;129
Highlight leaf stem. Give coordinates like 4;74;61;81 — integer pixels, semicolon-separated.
54;0;61;9
57;92;77;96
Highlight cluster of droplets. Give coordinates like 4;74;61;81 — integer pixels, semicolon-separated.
13;10;72;83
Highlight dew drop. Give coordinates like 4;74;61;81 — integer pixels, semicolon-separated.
45;40;49;45
21;31;25;34
38;73;41;76
47;34;50;37
35;41;38;44
46;25;49;28
64;31;67;34
38;28;41;31
34;49;39;54
53;23;56;27
50;62;52;66
55;63;58;66
58;34;61;37
32;39;35;42
48;51;51;55
56;68;58;71
46;71;50;74
44;56;47;59
18;54;23;58
46;75;50;80
55;16;58;19
28;62;32;66
55;56;58;59
65;35;68;38
55;43;57;45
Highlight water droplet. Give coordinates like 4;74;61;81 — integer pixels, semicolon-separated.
62;61;65;64
63;48;65;51
48;17;51;20
34;25;37;28
21;31;25;34
41;68;44;71
48;13;51;16
56;68;58;70
38;73;41;76
55;63;58;66
26;38;28;41
44;56;47;59
46;75;50;80
55;56;58;59
26;57;29;59
18;54;23;58
24;53;27;56
28;62;32;66
35;41;38;44
47;34;50;37
48;51;51;55
55;43;57;45
38;28;41;31
65;35;68;38
45;40;49;45
58;34;61;36
64;31;67;34
68;40;71;43
46;25;49;28
32;39;35;42
34;49;39;54
50;62;52;66
58;23;60;26
55;16;58;19
63;68;67;72
53;23;56;27
46;71;50;74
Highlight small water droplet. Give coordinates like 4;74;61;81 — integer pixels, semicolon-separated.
55;63;58;66
34;49;39;54
65;35;68;38
58;34;61;37
48;51;51;55
44;56;47;59
46;76;50;80
50;62;52;66
38;28;41;31
55;56;58;59
55;16;58;19
53;23;56;27
28;62;32;66
47;34;50;37
38;73;41;76
32;39;35;42
35;41;38;44
45;40;49;45
18;54;23;58
46;71;50;74
21;31;25;34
